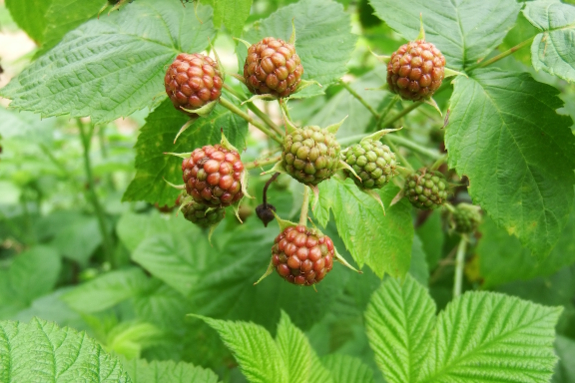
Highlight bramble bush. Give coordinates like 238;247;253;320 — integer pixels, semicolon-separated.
0;0;575;382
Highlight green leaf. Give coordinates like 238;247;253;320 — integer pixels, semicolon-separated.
321;354;375;383
366;275;564;383
122;98;248;206
13;288;85;330
415;211;444;270
116;210;191;252
0;0;215;124
196;315;289;383
0;318;131;382
276;311;333;383
316;178;413;278
131;230;210;297
0;106;55;143
309;67;392;138
368;0;521;69
242;0;357;86
106;321;163;360
196;312;332;383
62;268;154;313
38;0;105;56
122;357;221;383
419;292;563;383
478;208;575;287
0;246;61;319
445;70;575;257
524;0;575;83
208;0;253;37
365;275;436;383
5;0;52;43
49;214;103;264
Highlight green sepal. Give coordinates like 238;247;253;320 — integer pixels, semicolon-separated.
338;159;362;182
416;13;425;40
279;103;298;134
163;178;186;190
444;67;467;79
229;73;246;84
390;187;405;207
209;43;226;82
369;48;391;63
260;160;286;177
325;116;348;135
272;210;299;232
242;94;277;105
334;246;362;273
234;37;252;49
180;98;219;117
360;127;403;144
220;129;240;153
424;97;442;116
173;117;199;144
253;259;274;285
291;79;322;95
366;83;389;92
289;18;296;46
164;151;192;159
363;188;386;216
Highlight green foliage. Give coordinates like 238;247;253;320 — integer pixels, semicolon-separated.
5;0;52;43
0;317;131;382
1;0;215;124
316;179;413;278
0;247;61;319
122;357;221;383
366;275;563;383
1;0;575;381
446;70;575;257
524;0;575;83
368;0;521;69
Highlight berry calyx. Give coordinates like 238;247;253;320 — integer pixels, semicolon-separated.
243;37;303;98
282;126;340;185
181;201;225;228
343;140;397;189
165;53;223;115
271;225;334;286
182;144;244;207
387;40;445;101
405;168;448;210
450;203;482;234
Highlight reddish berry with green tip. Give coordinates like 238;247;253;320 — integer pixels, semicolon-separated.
165;53;223;114
405;168;448;209
272;225;334;286
244;37;304;98
387;40;446;101
181;201;225;228
343;140;397;189
182;145;244;207
282;126;340;185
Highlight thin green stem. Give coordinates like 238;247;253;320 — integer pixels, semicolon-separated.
279;99;293;123
467;36;535;71
299;187;310;227
453;235;468;298
383;137;413;171
376;95;400;128
341;80;380;119
219;97;283;144
77;119;115;267
223;83;283;136
39;144;70;177
245;154;282;170
379;102;423;128
387;135;442;160
431;154;447;170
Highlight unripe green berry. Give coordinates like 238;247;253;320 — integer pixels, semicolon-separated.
405;168;449;209
181;201;225;228
343;140;398;189
282;126;340;185
451;203;482;234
